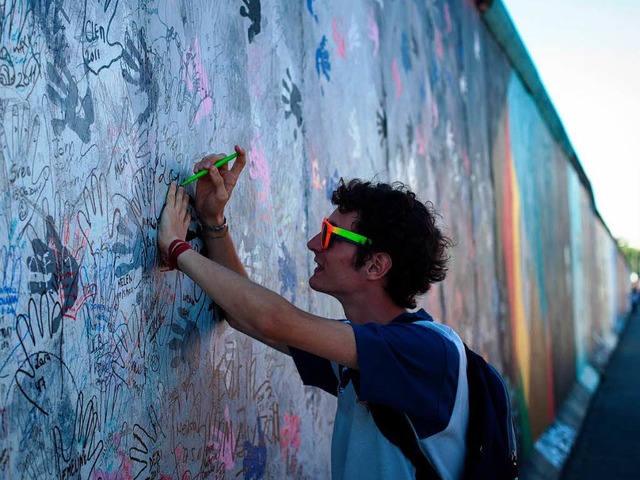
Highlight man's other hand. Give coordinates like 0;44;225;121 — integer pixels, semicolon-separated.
158;182;191;256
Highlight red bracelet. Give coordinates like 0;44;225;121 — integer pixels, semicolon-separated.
167;239;192;269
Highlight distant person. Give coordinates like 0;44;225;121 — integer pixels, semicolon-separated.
157;146;509;479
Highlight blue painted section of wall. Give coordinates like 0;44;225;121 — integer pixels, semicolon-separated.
568;168;589;377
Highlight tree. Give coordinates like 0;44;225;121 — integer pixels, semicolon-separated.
618;239;640;276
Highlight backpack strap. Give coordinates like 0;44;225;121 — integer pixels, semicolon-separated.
368;401;441;480
364;314;443;479
344;366;441;480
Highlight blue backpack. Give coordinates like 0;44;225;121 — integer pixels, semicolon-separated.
367;327;519;479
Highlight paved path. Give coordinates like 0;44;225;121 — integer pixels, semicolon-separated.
560;307;640;479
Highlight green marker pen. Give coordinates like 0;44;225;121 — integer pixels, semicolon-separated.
180;152;239;186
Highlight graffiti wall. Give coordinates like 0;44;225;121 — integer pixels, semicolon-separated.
0;0;629;477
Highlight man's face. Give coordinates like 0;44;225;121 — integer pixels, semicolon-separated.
306;209;367;298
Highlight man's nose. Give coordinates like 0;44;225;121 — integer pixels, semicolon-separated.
307;232;322;251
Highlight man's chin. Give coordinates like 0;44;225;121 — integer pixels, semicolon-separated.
308;275;323;292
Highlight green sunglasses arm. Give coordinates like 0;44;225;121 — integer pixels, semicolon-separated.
332;226;373;246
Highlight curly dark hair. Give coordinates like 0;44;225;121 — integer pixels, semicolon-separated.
331;178;452;308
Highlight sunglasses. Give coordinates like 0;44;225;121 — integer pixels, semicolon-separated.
320;217;373;250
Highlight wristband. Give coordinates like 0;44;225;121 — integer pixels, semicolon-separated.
200;217;227;232
167;239;192;269
203;226;229;240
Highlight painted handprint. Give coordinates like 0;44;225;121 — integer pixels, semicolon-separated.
27;215;80;333
0;102;50;237
52;392;104;479
113;166;159;277
168;303;202;373
170;377;207;473
0;2;42;96
32;0;72;70
16;295;62;360
407;120;414;148
111;303;154;397
77;171;120;256
15;294;77;415
121;25;159;126
46;62;95;143
376;100;388;147
129;407;166;480
281;68;303;140
12;416;56;479
242;417;267;480
240;0;262;43
315;36;331;82
76;171;120;333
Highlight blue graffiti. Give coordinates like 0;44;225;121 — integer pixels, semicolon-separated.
278;243;297;303
325;169;340;202
243;417;267;479
315;36;331;82
0;246;22;315
401;32;412;72
430;62;439;85
306;0;318;22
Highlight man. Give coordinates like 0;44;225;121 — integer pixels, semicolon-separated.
158;146;469;480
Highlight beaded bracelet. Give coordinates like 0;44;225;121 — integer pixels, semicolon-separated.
200;217;227;232
167;239;192;269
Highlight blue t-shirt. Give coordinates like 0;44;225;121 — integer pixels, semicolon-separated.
290;309;469;480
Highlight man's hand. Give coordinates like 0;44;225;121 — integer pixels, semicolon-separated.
193;145;247;226
158;182;191;256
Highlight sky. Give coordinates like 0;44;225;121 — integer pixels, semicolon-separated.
502;0;640;249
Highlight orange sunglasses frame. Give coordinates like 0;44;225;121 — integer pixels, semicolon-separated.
320;217;373;250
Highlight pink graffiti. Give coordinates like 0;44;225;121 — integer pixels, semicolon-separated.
175;443;184;463
307;142;325;191
280;412;301;471
332;17;346;59
415;118;429;156
463;150;471;177
430;97;439;129
367;8;379;56
174;444;188;479
392;59;402;98
113;432;135;480
92;470;120;480
208;404;236;471
311;157;325;191
435;29;444;59
183;38;213;125
444;4;452;33
280;413;300;455
248;137;271;202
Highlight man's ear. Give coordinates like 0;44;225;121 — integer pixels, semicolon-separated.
366;252;392;280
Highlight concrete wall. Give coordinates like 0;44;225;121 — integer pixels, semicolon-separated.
0;0;629;477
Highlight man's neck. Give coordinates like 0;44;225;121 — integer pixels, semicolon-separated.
341;296;406;326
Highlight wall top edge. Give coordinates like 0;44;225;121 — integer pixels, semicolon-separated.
476;0;616;240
